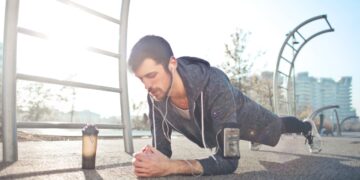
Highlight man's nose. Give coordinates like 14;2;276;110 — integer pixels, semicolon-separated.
143;80;151;90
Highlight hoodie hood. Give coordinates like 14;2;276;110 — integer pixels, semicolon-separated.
177;56;210;102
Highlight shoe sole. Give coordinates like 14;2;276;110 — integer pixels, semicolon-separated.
303;119;323;153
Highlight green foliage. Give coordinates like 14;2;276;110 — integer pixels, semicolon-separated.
221;29;265;94
132;113;150;130
17;82;69;121
131;101;149;130
219;29;277;111
224;29;252;80
246;72;274;112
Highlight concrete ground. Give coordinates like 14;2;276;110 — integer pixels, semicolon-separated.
0;133;359;180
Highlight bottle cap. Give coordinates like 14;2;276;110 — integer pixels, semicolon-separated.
82;124;99;135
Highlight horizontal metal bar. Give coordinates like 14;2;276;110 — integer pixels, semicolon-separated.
278;86;288;90
295;31;306;41
280;56;292;64
286;42;298;52
17;73;121;93
18;27;120;58
57;0;121;25
86;46;120;58
18;27;48;39
16;121;123;129
277;70;289;77
279;100;289;104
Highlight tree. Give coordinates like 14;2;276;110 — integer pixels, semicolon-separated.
131;101;149;130
17;82;69;121
296;105;313;120
220;29;264;94
246;72;274;112
17;83;52;121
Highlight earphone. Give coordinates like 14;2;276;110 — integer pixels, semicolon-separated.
150;65;175;147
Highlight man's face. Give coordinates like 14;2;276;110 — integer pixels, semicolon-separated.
134;58;171;101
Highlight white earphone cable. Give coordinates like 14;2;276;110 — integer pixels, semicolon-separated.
150;97;157;149
151;68;176;147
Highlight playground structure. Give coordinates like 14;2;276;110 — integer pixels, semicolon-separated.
341;116;359;127
340;116;359;132
306;105;341;136
273;15;334;116
306;106;360;136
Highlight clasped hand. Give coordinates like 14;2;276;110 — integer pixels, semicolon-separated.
132;145;173;177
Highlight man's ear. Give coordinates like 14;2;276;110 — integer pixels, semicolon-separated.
168;57;177;72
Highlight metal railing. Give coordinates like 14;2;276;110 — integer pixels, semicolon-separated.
2;0;133;162
16;122;124;129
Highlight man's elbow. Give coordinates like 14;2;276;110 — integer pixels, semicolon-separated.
224;160;239;174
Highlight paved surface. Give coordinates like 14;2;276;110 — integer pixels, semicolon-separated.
0;133;359;179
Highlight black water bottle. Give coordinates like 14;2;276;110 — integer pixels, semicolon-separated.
82;124;99;169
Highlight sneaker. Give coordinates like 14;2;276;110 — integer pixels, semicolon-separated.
249;142;261;151
303;119;322;153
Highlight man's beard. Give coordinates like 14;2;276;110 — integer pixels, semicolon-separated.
149;73;173;102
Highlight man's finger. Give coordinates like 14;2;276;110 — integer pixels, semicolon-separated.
142;145;153;153
134;166;150;176
133;158;148;168
134;167;148;177
132;151;143;157
135;171;150;178
131;157;136;164
133;152;149;161
147;146;161;155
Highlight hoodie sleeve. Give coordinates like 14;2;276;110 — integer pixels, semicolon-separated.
198;151;239;175
197;68;240;175
147;96;172;158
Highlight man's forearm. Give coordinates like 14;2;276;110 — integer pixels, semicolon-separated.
169;159;203;176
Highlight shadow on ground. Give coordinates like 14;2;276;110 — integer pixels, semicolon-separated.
0;162;132;179
141;150;359;180
235;150;360;180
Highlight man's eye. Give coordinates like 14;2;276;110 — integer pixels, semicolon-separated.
147;73;157;78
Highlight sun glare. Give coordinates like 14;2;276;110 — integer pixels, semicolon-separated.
15;0;122;117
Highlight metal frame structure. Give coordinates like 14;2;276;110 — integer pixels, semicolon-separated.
340;115;359;128
2;0;133;162
306;105;342;136
273;15;334;115
307;105;339;120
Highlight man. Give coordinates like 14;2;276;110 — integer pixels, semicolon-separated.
129;35;321;177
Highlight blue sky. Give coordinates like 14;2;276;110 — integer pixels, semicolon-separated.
127;0;360;116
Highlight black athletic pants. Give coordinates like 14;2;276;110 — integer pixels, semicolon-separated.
280;116;311;135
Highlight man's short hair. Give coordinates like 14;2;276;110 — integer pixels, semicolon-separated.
128;35;174;72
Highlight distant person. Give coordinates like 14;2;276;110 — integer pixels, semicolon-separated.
129;35;322;177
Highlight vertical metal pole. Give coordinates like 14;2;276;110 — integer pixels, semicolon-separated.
273;71;279;114
2;0;20;162
119;0;133;154
292;60;296;115
319;113;324;133
287;64;295;116
333;109;341;136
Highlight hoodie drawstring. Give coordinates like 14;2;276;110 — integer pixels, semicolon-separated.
151;91;217;162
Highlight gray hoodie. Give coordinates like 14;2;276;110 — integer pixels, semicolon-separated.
148;56;283;175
